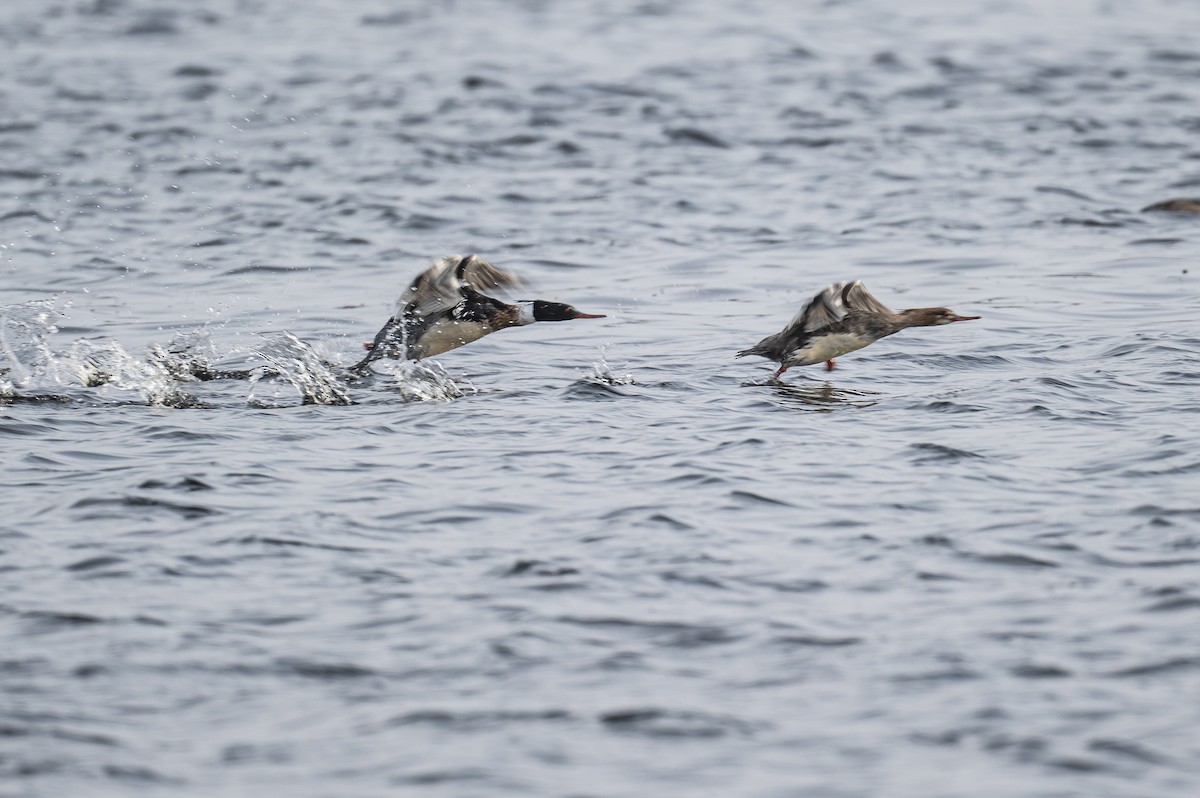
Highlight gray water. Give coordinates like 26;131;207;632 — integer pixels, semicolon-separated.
3;0;1200;796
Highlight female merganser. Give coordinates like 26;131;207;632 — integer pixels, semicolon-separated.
1142;198;1200;214
352;254;605;372
737;281;979;380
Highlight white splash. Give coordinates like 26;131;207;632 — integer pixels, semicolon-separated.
0;298;205;406
587;347;634;386
147;330;223;382
251;332;351;406
0;298;65;386
385;359;475;403
65;338;196;407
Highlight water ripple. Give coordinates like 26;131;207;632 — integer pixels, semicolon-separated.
4;1;1200;796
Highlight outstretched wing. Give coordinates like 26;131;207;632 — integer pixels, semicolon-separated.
738;282;848;360
840;281;893;315
397;254;521;321
782;280;894;337
781;281;848;336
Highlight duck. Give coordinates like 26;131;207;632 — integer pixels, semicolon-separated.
737;281;979;379
1142;198;1200;214
351;254;605;373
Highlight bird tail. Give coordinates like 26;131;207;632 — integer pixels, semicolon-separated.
735;343;768;359
347;349;380;376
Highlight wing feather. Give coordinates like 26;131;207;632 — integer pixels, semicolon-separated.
840;281;893;315
394;254;521;320
779;282;848;336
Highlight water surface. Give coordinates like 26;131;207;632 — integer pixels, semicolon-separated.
3;0;1200;796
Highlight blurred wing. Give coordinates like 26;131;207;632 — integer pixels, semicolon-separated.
841;281;893;315
395;255;521;320
461;254;521;295
783;282;848;335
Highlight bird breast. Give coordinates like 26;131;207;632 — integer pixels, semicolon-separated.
410;318;496;358
785;332;873;366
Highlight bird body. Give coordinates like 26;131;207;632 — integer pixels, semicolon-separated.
779;331;876;366
738;281;978;379
403;314;512;359
1142;198;1200;214
352;255;603;372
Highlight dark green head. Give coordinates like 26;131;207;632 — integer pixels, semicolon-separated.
531;300;606;322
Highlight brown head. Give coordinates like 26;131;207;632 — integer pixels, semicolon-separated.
900;307;981;327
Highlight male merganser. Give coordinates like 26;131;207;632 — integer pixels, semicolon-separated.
351;254;605;372
737;281;979;379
